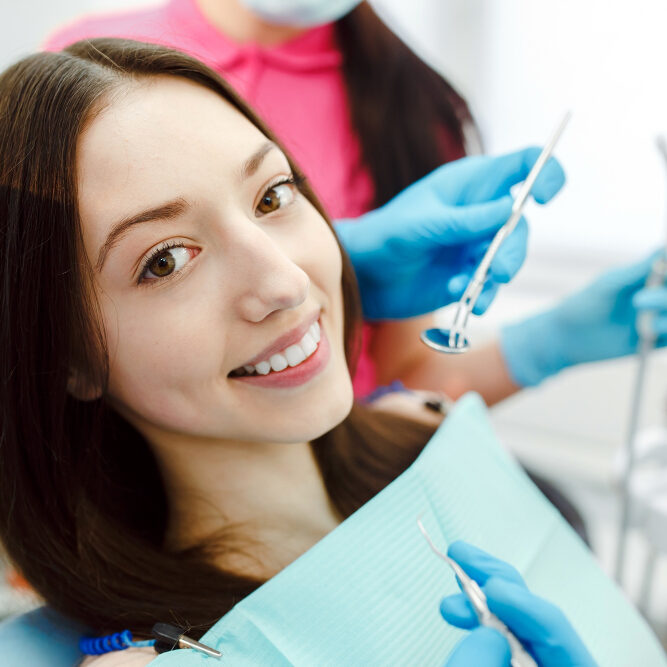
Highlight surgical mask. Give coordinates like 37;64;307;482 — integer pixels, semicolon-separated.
238;0;363;27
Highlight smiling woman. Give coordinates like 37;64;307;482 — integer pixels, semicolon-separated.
0;38;437;649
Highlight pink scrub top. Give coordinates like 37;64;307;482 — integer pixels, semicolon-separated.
45;1;376;395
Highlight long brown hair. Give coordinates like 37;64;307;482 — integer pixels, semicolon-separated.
336;3;475;208
0;39;436;638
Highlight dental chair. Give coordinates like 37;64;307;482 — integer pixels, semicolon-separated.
0;605;87;666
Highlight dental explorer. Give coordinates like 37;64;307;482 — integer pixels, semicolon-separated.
416;518;537;667
614;136;667;584
421;112;571;354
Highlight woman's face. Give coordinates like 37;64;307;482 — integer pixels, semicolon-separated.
76;76;352;445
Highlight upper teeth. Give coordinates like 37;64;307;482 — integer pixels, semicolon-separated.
235;321;321;376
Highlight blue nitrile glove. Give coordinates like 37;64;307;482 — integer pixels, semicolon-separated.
441;541;595;667
335;147;565;320
500;250;667;387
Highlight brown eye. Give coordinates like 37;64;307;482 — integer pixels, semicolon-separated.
149;250;176;277
256;182;295;216
141;246;194;283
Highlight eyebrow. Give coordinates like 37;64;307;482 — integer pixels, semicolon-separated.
239;141;278;180
95;198;189;272
95;141;279;272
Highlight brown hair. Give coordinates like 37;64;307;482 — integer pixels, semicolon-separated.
0;39;436;638
336;3;475;208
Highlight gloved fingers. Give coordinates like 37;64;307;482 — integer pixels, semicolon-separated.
424;197;514;243
447;273;470;299
444;627;512;667
488;217;529;283
607;250;664;290
483;577;576;643
483;577;596;665
529;155;566;204
655;314;667;337
447;541;527;588
440;593;479;629
471;281;499;315
633;285;667;312
445;267;505;314
464;147;565;204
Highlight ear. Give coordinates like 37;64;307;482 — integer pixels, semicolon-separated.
67;369;103;402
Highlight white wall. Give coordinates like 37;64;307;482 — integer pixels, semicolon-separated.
374;0;667;264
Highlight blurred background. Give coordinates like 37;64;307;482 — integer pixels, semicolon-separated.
2;0;667;647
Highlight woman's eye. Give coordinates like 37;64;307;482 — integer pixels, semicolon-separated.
256;181;296;216
141;246;194;282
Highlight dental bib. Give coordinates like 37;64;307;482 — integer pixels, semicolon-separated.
154;394;665;666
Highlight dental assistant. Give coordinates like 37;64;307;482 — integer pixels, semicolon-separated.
45;0;667;402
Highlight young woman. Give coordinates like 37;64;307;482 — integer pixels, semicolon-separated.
43;0;478;400
0;39;602;666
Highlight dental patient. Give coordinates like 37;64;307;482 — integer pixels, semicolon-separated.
0;40;653;666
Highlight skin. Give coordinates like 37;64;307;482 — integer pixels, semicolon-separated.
197;0;307;44
76;76;353;575
195;0;521;406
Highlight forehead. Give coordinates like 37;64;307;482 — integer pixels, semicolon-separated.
76;76;267;239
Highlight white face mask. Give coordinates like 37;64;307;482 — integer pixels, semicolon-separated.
238;0;363;27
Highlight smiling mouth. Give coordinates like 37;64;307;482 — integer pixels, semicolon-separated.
229;321;321;377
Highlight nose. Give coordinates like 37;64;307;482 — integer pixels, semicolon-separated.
233;226;310;323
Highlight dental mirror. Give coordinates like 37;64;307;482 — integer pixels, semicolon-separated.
421;111;571;355
419;328;469;354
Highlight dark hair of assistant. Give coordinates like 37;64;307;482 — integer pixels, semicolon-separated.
336;2;475;208
0;39;437;639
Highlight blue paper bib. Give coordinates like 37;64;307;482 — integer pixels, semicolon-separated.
152;394;665;666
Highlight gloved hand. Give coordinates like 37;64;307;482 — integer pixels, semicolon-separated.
500;250;667;387
335;147;565;320
440;541;595;667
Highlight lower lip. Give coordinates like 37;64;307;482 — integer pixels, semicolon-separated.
230;324;331;389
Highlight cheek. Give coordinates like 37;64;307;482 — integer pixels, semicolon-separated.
305;218;343;294
100;288;223;411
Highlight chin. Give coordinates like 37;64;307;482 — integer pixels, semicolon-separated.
261;380;354;444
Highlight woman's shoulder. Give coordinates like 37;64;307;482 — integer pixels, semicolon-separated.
366;385;450;428
79;647;157;666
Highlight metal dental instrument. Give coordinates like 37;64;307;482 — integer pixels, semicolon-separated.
614;136;667;584
416;518;537;667
152;623;222;659
421;112;571;354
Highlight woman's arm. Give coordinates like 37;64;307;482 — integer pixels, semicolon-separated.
370;315;520;407
370;251;667;405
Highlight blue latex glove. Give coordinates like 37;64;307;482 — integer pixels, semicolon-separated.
500;250;667;386
441;541;595;667
335;147;565;320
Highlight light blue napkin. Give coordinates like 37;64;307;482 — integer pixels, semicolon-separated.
154;393;666;666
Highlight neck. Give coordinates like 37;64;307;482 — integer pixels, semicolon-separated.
151;431;342;577
195;0;308;46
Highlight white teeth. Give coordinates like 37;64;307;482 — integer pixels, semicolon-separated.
269;353;288;372
301;332;317;357
233;319;323;377
255;360;271;375
285;343;307;367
